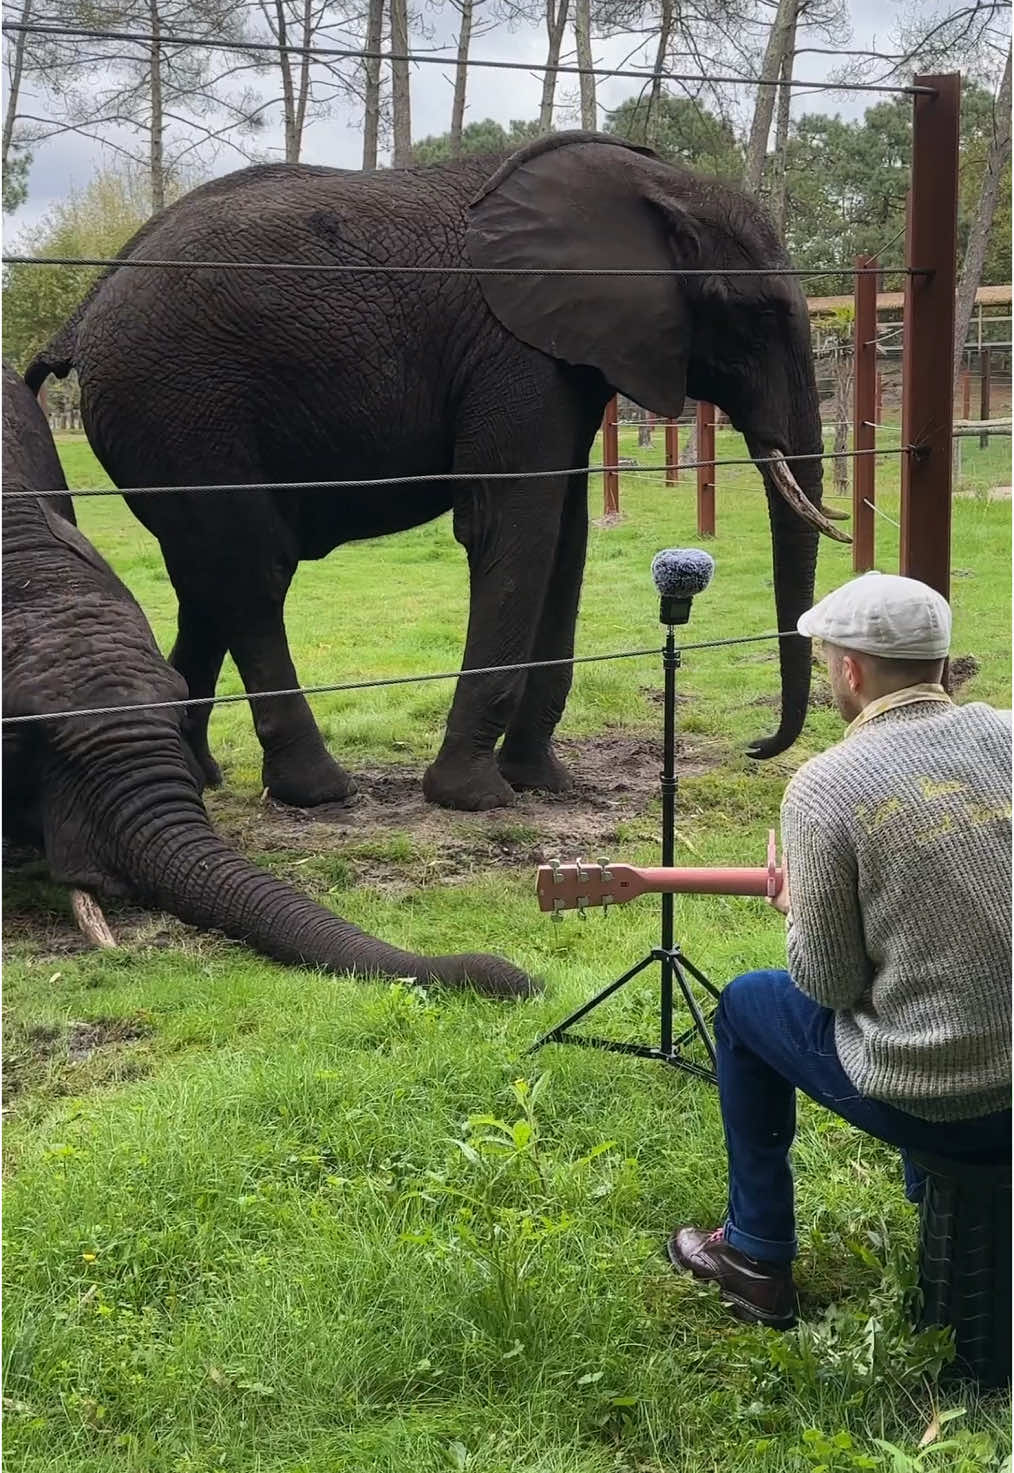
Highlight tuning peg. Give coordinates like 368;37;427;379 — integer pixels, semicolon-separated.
548;858;563;884
601;895;612;915
552;898;566;922
576;897;588;920
598;856;613;881
576;857;590;883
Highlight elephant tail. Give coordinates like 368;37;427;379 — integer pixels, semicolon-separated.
25;330;76;392
24;198;180;394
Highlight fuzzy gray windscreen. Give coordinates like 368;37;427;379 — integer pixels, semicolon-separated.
650;548;716;599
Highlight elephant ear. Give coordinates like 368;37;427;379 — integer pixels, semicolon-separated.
467;134;695;419
41;498;116;577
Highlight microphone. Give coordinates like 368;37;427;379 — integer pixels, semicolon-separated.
651;548;715;626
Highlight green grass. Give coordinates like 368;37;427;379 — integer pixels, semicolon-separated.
3;429;1011;1472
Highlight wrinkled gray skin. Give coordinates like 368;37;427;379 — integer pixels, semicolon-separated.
2;366;535;998
26;131;844;814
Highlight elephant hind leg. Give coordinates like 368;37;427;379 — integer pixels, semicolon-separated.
170;603;228;788
227;602;357;809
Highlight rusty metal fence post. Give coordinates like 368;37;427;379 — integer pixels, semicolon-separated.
602;395;620;517
665;420;679;483
979;347;991;449
696;401;716;536
853;254;878;572
900;73;960;601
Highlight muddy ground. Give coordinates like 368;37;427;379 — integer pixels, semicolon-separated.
3;732;717;958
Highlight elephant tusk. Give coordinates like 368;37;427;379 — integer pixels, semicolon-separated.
763;450;852;544
70;889;117;949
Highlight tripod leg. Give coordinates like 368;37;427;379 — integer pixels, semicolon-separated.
672;953;717;1070
526;953;657;1054
678;953;723;1003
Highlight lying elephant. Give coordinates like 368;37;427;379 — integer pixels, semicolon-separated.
2;365;535;999
27;130;847;814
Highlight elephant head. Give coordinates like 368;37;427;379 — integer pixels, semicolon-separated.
466;132;849;757
2;364;535;998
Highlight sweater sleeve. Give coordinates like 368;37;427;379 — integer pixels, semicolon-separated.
781;789;873;1011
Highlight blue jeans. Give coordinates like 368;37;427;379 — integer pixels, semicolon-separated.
715;970;1012;1264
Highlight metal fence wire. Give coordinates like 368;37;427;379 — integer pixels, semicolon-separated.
0;51;974;729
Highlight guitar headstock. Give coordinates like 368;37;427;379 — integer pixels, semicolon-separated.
537;858;645;918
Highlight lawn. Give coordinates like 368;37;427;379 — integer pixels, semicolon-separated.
3;426;1011;1473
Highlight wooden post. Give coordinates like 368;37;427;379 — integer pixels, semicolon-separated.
602;395;620;517
961;366;971;420
900;74;959;601
665;420;679;483
853;254;878;572
696;401;716;537
979;347;991;449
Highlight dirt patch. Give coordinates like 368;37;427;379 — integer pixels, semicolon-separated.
211;732;718;892
946;654;980;693
2;1013;154;1105
749;676;835;711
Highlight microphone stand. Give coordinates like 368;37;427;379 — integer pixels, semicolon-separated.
528;593;722;1084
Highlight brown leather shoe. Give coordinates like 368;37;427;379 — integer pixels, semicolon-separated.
667;1226;797;1329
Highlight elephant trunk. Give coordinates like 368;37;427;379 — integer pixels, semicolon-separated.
743;357;831;760
87;730;536;998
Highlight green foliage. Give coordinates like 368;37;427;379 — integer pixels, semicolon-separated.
1;164;201;372
410;118;544;165
3;145;32;214
605;92;744;180
779;82;1011;293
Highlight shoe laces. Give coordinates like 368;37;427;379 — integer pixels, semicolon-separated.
705;1227;725;1247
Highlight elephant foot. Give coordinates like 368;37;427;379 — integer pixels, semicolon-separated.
497;744;575;795
263;747;357;808
423;753;517;811
199;752;224;788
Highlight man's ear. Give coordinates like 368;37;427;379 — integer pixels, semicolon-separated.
842;653;864;693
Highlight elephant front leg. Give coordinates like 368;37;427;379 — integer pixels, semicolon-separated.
423;485;563;812
228;615;357;808
498;474;588;795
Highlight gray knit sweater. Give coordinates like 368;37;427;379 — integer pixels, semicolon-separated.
781;696;1012;1121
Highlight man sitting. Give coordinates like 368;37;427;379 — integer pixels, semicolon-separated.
669;571;1012;1329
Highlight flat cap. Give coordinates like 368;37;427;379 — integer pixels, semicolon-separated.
797;571;951;660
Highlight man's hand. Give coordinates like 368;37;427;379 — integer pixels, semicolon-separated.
768;854;791;916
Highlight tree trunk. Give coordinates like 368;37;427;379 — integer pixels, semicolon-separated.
573;0;595;131
2;0;31;171
449;0;474;155
953;46;1012;390
293;0;313;158
389;0;412;166
645;0;673;147
539;0;570;132
362;0;383;169
148;0;164;212
744;0;797;197
274;0;298;164
768;11;797;241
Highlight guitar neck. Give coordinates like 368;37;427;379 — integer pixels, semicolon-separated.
628;866;777;897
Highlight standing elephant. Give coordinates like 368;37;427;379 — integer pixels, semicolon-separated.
2;365;534;999
26;131;848;814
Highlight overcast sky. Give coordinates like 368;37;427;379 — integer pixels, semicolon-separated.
4;0;935;236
